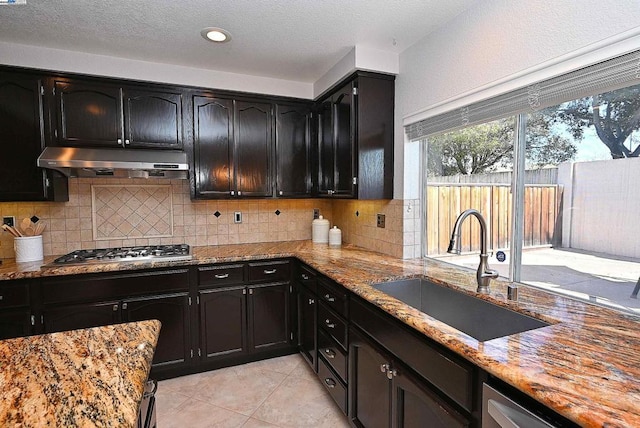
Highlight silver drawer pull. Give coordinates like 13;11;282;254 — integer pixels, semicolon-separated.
380;363;389;373
0;295;3;301
301;274;309;280
324;348;335;359
308;298;315;305
263;269;277;274
324;293;335;302
324;378;336;388
214;273;230;279
325;319;335;328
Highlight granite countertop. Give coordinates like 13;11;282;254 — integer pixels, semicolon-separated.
0;320;160;428
1;241;639;427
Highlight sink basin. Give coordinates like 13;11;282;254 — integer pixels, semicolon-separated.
372;278;550;341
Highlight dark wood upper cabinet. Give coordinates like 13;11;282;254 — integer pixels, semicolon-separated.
316;72;394;199
0;72;68;202
123;88;183;149
193;96;273;198
235;101;272;197
193;95;234;198
52;78;183;149
275;102;312;197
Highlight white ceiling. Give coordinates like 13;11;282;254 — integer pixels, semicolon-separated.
0;0;477;83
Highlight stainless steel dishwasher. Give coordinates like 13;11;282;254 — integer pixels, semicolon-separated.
482;383;557;428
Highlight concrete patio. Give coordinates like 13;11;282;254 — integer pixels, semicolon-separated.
441;247;640;314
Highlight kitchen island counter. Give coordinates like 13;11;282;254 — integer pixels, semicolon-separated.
1;241;639;427
0;319;160;427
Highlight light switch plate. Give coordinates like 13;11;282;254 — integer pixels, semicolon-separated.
313;208;320;219
377;213;385;228
234;212;242;223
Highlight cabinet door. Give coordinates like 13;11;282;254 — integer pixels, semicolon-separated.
332;83;355;197
317;100;334;195
123;87;182;149
235;101;272;197
123;293;191;370
0;73;51;201
0;309;33;340
298;284;317;371
193;96;234;198
53;80;123;147
199;287;247;361
349;328;391;428
392;364;469;428
275;103;311;197
248;283;289;351
42;301;119;333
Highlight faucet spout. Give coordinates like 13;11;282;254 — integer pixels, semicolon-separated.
447;209;499;294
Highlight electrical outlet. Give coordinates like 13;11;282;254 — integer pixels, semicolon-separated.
376;213;386;228
234;212;242;224
313;208;320;219
2;216;15;227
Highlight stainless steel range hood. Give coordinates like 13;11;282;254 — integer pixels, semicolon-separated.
37;147;189;179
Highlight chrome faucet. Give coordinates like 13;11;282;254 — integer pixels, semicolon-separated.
447;209;499;294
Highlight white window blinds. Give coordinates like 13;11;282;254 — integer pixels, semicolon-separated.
405;49;640;140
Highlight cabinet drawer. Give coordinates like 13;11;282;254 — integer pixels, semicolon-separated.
42;269;190;304
248;260;290;283
318;302;347;351
318;356;347;414
318;328;347;383
351;297;474;412
0;282;29;309
199;264;244;287
296;264;317;293
317;277;348;317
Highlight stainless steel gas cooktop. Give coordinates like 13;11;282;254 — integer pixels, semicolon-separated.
51;244;192;265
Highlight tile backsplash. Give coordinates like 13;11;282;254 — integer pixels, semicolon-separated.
0;178;418;259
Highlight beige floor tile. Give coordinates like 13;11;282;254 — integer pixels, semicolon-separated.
161;398;249;428
288;359;318;382
158;371;207;397
195;363;286;416
155;387;190;421
251;376;350;427
242;353;303;375
241;418;281;428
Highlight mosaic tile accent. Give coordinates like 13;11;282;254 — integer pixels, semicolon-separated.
92;185;173;240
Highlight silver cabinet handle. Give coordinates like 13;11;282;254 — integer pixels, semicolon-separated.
0;295;3;301
238;191;242;196
324;378;336;388
122;302;128;310
214;273;229;279
124;139;130;145
386;368;397;380
301;274;309;280
230;190;235;196
263;269;277;274
324;293;335;302
380;363;389;373
324;319;335;328
323;348;335;359
117;138;122;146
308;298;315;305
113;304;119;311
279;190;283;195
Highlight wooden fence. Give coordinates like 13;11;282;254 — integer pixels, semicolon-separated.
426;184;563;256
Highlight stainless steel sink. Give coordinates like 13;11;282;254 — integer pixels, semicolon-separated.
372;278;550;341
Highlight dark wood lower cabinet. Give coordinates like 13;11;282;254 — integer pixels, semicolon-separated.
124;293;191;370
298;284;317;371
199;286;247;360
349;326;471;428
0;309;33;340
249;283;289;351
42;301;119;333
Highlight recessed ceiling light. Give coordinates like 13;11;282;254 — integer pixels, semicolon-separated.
201;27;232;43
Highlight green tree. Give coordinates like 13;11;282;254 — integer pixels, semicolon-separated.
427;115;576;176
553;84;640;159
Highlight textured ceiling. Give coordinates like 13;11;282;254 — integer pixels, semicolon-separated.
0;0;477;82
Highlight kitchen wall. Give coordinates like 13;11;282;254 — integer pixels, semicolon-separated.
0;179;411;259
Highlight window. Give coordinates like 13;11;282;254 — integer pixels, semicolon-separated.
421;80;640;315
